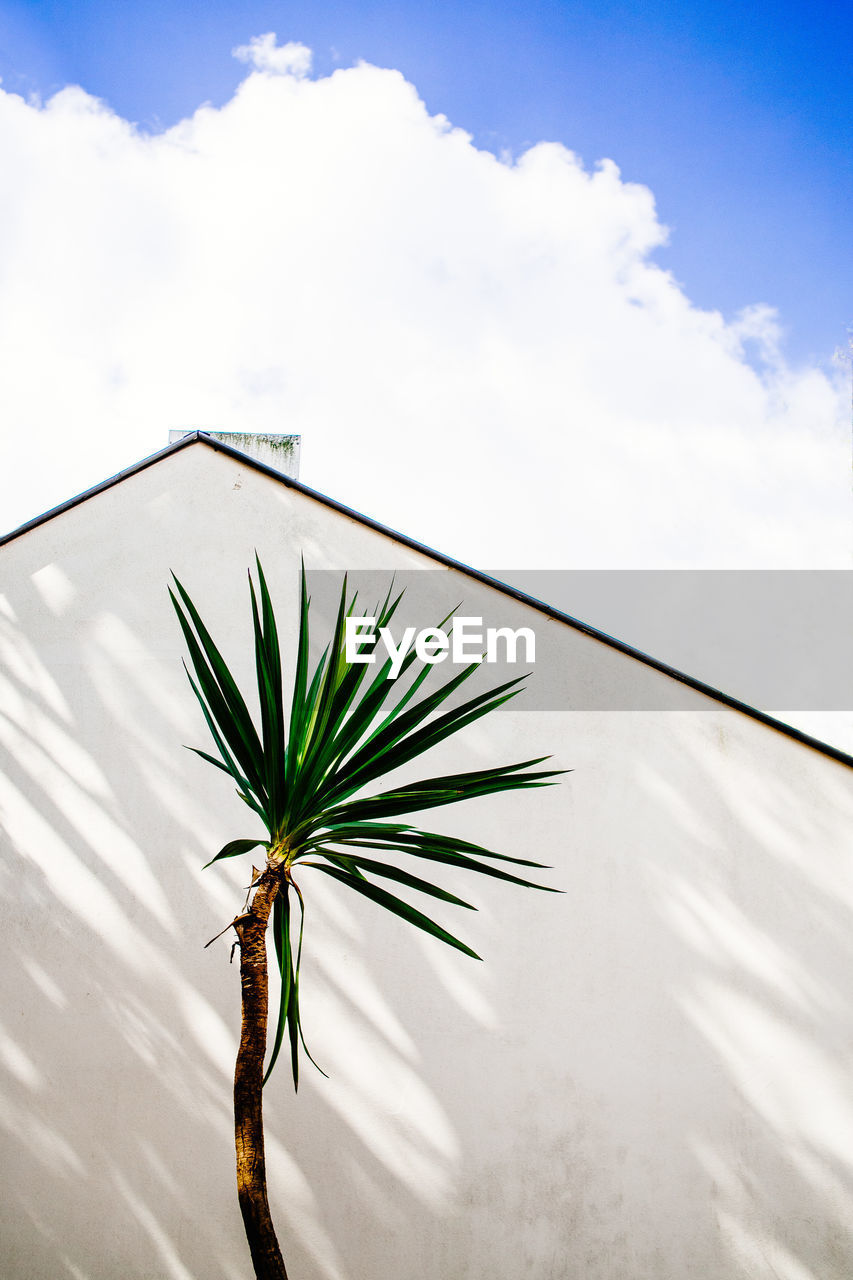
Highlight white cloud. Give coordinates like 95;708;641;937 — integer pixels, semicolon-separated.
232;34;312;78
0;35;848;567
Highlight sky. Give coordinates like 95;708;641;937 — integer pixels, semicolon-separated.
0;0;851;570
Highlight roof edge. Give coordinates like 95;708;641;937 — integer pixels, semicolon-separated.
4;430;853;773
0;431;205;549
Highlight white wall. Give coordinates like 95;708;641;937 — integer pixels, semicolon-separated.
2;441;852;1280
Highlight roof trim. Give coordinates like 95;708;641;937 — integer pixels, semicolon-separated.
4;430;853;772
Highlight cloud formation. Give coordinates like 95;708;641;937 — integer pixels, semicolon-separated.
232;35;313;77
0;36;848;566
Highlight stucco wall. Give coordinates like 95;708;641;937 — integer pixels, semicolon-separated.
2;441;852;1280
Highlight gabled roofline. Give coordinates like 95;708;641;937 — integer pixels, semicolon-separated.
4;430;853;772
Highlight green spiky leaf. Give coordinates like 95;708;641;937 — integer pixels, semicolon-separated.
171;558;565;1089
203;838;268;869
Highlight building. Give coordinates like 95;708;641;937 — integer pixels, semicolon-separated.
2;432;852;1279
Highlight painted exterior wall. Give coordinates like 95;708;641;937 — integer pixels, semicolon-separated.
167;431;301;478
2;440;852;1280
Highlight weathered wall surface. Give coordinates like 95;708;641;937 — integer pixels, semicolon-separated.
2;441;853;1280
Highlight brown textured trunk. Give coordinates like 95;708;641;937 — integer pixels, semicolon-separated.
233;865;289;1280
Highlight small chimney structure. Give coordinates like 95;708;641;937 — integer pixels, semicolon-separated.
168;430;300;480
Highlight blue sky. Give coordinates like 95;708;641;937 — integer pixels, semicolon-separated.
0;3;849;573
1;0;850;366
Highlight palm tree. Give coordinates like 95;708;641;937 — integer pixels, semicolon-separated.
170;558;562;1280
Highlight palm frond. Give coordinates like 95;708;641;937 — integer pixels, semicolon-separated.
172;559;565;1089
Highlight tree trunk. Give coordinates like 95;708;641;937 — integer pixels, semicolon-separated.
233;866;289;1280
